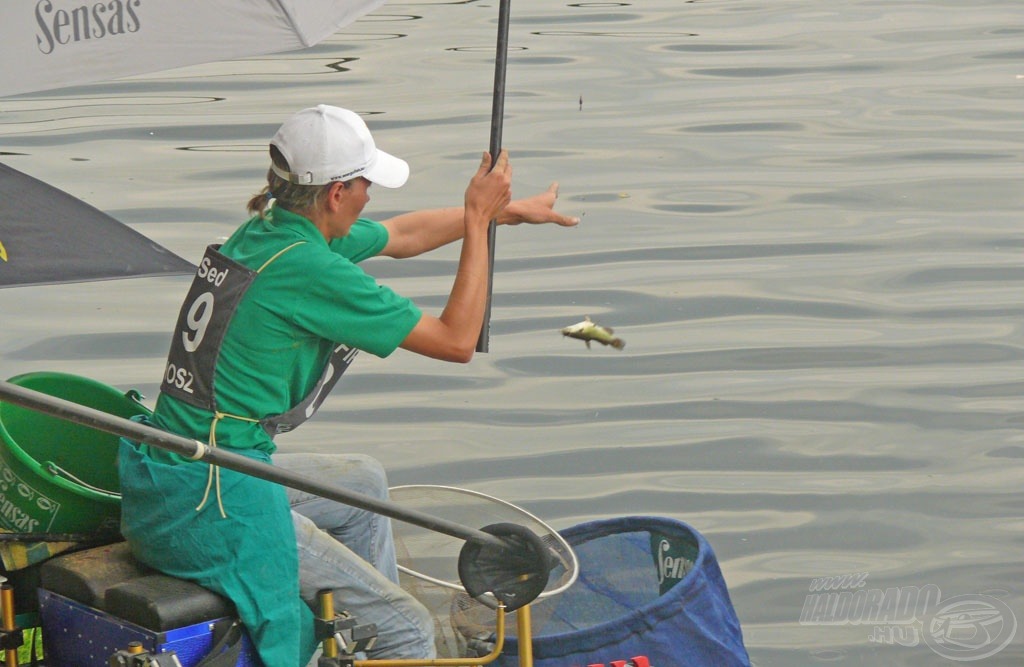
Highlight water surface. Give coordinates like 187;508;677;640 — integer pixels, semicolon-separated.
2;1;1023;664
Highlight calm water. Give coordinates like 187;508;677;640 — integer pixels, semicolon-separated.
2;0;1023;664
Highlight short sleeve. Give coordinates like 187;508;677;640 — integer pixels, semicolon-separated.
287;247;421;358
329;218;389;264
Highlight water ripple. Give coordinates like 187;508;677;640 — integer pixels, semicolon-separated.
3;2;1023;664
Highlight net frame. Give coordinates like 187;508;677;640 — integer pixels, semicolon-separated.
390;484;579;601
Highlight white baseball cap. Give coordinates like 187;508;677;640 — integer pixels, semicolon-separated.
269;105;409;188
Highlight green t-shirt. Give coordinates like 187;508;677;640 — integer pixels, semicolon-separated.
122;208;422;667
152;206;422;454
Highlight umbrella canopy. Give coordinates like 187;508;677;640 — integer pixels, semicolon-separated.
0;162;195;287
0;0;386;97
0;0;389;287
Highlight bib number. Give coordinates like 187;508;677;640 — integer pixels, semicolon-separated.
182;291;215;352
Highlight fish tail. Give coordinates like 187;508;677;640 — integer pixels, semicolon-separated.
611;338;625;350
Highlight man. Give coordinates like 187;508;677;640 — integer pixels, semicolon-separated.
118;104;578;666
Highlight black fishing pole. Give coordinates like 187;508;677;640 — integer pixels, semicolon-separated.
0;380;502;548
476;0;512;353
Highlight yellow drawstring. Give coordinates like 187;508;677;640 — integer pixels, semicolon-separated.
196;411;260;519
195;240;306;518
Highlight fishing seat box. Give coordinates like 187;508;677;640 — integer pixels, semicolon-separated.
37;541;260;666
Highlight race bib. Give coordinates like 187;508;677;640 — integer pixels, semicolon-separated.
160;245;256;409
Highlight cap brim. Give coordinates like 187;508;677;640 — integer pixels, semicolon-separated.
364;149;409;189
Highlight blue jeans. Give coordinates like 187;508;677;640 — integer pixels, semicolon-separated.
275;453;436;660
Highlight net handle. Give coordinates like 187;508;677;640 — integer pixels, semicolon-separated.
0;382;561;611
0;382;506;550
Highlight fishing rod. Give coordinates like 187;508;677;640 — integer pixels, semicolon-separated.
0;381;504;549
476;0;512;353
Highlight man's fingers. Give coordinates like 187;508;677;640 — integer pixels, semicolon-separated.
478;150;510;177
477;151;492;175
489;149;508;175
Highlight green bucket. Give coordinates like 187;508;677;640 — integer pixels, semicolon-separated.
0;372;150;536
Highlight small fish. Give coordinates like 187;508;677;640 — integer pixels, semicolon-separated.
561;316;625;350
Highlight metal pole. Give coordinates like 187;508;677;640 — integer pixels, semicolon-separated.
1;583;17;667
0;381;505;550
517;605;534;667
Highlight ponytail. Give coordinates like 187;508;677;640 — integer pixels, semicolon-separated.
246;171;276;218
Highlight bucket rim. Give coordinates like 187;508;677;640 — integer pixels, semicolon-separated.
502;515;727;657
0;371;143;502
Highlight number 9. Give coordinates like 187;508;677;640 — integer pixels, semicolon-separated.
182;292;214;352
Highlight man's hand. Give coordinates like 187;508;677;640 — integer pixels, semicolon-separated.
464;150;512;231
499;182;580;227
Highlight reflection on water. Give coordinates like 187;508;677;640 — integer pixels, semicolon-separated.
2;0;1023;664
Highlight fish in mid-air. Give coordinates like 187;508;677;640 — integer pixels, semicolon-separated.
561;316;625;350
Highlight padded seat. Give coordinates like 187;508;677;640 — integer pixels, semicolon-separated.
39;541;236;631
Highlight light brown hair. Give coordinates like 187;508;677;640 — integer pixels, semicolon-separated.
246;145;334;218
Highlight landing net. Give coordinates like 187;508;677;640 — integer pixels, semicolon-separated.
390;484;578;658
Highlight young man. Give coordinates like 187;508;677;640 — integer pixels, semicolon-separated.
118;104;578;666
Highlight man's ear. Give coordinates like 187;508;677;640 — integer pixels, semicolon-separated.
324;181;346;211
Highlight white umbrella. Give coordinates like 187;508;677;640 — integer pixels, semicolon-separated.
0;0;385;97
0;0;387;287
